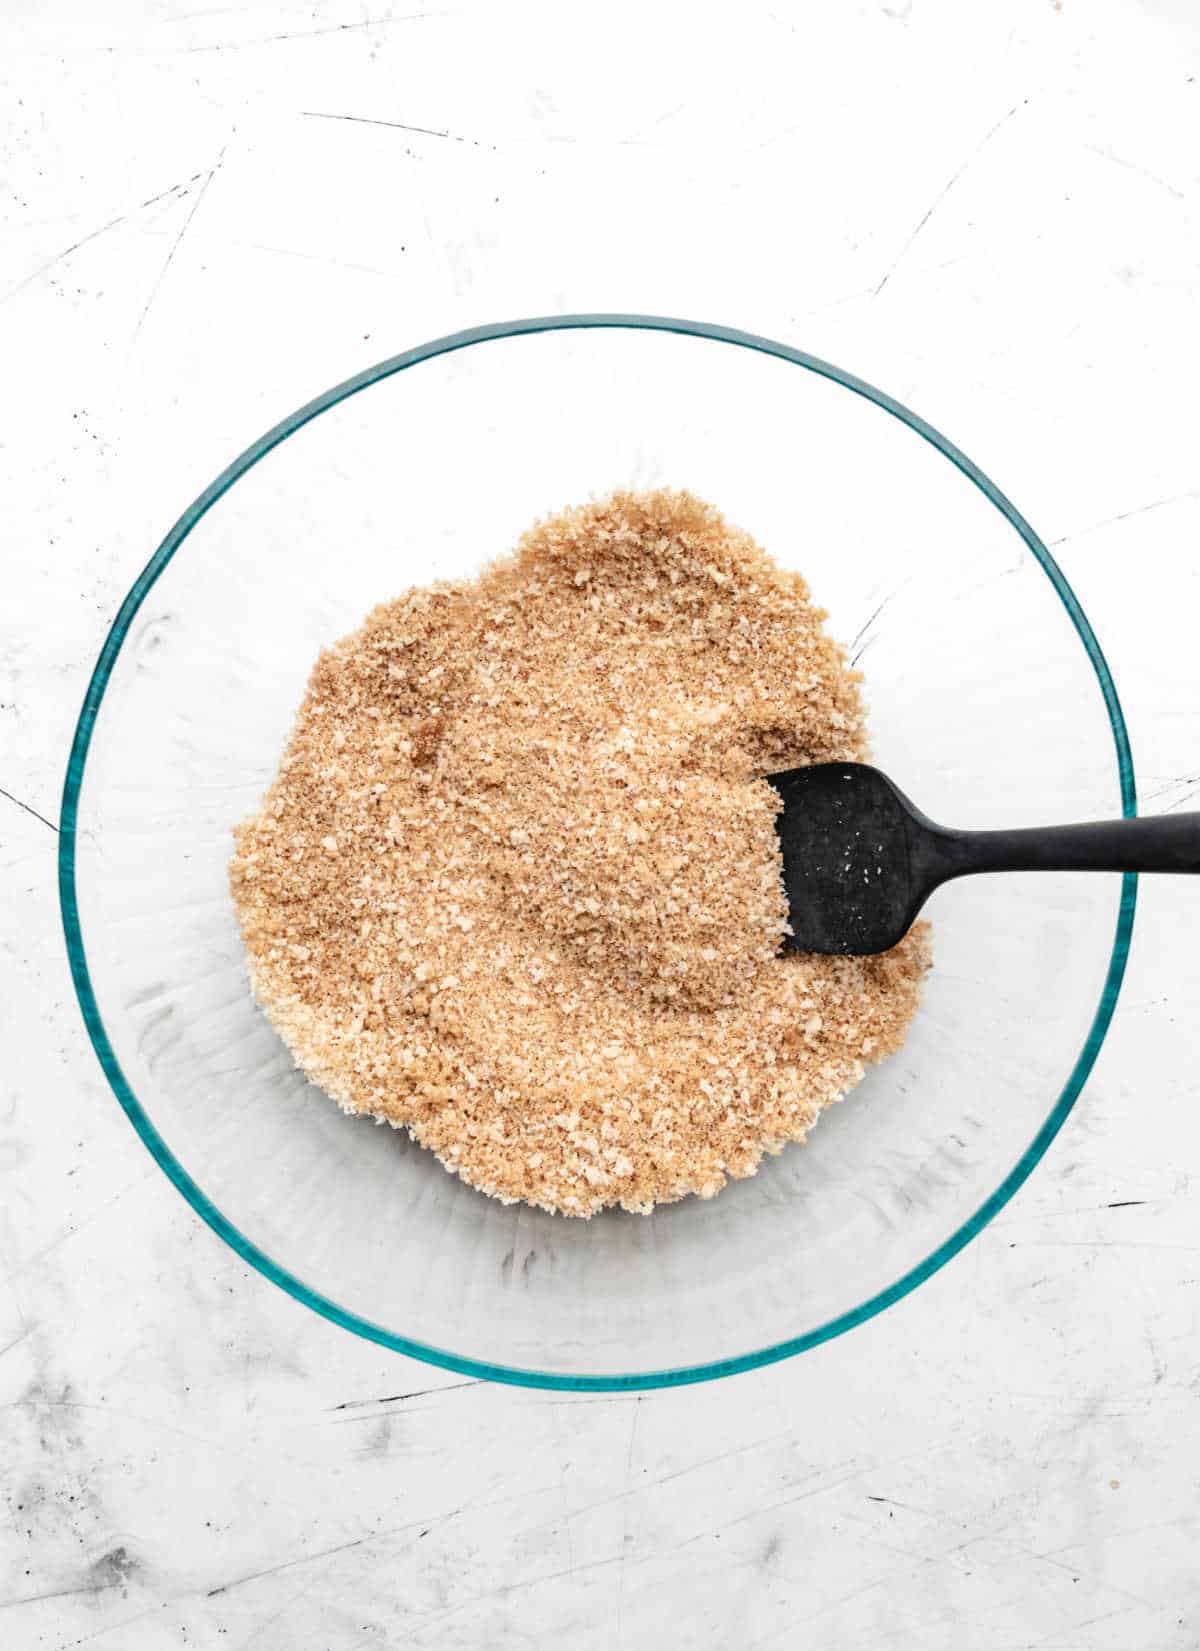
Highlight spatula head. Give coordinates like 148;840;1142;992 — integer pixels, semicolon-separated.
767;763;927;955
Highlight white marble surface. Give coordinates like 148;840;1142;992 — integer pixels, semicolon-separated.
4;1;1200;1645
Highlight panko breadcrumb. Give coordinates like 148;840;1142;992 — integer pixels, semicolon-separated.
230;490;929;1216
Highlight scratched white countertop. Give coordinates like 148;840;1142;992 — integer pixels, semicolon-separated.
4;2;1200;1646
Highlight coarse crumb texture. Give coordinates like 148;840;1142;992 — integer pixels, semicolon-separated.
230;490;929;1216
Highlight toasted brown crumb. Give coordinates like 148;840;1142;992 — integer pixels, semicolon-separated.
230;490;929;1216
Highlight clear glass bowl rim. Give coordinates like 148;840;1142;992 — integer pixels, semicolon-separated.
58;313;1138;1391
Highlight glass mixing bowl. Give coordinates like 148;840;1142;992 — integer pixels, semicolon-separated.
60;316;1136;1390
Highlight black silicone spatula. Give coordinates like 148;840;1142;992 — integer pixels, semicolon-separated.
769;762;1199;956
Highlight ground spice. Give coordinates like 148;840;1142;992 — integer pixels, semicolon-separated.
230;490;929;1215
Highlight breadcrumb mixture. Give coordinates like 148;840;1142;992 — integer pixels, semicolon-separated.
230;490;928;1215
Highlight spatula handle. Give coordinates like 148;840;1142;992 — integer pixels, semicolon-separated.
929;812;1200;880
